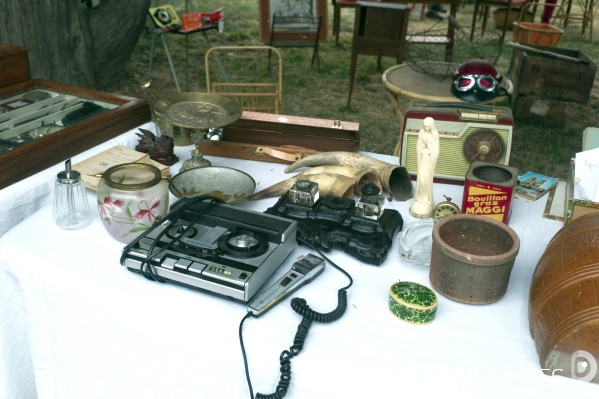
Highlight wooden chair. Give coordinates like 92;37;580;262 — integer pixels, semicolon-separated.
205;46;283;114
470;0;533;49
561;0;598;42
269;15;322;71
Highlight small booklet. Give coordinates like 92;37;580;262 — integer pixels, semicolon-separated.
72;145;170;191
515;171;559;201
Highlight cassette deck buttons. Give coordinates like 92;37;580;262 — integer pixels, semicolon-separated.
188;262;206;278
174;258;192;274
162;256;177;270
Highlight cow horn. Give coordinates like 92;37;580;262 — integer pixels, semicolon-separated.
293;165;382;195
284;152;413;201
248;173;356;200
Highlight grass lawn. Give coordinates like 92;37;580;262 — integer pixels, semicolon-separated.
116;0;599;180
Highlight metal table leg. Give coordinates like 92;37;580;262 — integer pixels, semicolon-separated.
202;31;229;84
160;33;182;93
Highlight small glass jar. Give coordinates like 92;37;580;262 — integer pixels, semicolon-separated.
399;219;435;265
53;162;91;230
97;163;168;243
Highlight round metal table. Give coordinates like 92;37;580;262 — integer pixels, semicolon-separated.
382;63;513;156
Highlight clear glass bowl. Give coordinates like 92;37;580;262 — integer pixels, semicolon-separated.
399;219;435;265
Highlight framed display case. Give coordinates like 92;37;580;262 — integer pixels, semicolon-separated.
0;79;151;190
259;0;327;41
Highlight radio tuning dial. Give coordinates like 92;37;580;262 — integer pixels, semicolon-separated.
463;129;504;163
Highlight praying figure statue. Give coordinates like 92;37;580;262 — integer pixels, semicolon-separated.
409;117;440;219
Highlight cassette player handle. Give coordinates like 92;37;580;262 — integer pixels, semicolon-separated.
424;101;494;112
248;254;325;317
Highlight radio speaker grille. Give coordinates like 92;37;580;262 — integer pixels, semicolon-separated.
403;126;510;180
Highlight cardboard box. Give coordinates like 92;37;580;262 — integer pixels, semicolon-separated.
508;45;597;104
513;95;567;125
198;111;360;164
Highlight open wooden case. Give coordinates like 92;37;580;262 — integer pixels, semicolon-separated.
0;79;151;190
197;111;360;164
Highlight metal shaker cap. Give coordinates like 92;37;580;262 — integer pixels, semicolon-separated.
57;160;82;184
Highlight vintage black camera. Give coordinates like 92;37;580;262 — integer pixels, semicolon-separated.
265;179;403;265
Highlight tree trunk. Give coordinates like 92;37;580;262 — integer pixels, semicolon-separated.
0;0;150;91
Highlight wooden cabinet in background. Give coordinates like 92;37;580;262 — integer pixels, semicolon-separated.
0;43;31;89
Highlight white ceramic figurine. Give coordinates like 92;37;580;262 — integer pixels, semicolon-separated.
410;117;439;218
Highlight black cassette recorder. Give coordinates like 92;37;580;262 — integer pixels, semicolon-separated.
121;199;297;302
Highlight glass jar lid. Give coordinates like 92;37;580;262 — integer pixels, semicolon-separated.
102;163;162;191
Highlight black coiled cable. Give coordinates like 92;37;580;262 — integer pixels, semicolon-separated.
255;290;347;399
255;318;313;399
242;238;352;399
290;290;348;323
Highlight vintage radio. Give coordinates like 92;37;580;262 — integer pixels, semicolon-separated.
399;101;514;184
197;111;360;164
148;5;181;29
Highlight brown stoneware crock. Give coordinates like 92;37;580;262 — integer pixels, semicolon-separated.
429;214;520;304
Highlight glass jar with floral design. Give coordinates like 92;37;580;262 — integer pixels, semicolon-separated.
97;163;169;243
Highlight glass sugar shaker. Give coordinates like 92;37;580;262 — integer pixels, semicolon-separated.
53;159;91;230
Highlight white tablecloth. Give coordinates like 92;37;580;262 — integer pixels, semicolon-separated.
0;122;160;238
1;143;597;399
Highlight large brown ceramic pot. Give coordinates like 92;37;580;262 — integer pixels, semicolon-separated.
529;213;599;383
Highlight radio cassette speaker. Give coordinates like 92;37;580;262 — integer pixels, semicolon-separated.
148;5;181;29
399;101;514;184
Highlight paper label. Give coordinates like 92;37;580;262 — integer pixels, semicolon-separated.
462;181;514;223
529;100;550;116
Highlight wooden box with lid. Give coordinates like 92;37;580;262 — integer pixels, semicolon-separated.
197;111;360;164
508;45;597;104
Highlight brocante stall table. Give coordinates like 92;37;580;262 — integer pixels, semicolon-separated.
0;126;597;398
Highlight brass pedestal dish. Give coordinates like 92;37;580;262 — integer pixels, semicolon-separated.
143;81;242;147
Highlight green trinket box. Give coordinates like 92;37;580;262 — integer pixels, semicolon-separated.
389;281;437;324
